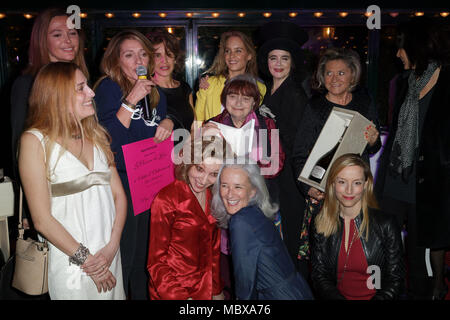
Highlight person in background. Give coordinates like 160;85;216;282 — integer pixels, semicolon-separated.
195;31;266;123
292;48;381;273
375;18;450;300
147;30;195;133
19;62;126;299
148;135;228;300
256;21;310;273
210;161;313;300
310;153;404;300
94;29;172;300
10;7;89;230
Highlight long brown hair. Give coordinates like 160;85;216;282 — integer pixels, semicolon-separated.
25;7;88;77
314;153;379;240
206;31;258;78
25;62;114;177
96;29;159;108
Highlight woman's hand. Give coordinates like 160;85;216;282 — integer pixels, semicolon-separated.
90;270;117;293
364;123;379;147
81;253;109;278
126;79;155;106
199;75;210;90
212;291;225;300
154;118;174;143
308;187;324;204
201;122;221;137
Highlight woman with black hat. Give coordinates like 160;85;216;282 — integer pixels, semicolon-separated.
257;21;310;274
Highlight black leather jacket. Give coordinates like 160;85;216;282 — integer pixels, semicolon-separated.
310;209;405;300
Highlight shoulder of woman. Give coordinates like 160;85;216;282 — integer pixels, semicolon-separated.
95;77;121;93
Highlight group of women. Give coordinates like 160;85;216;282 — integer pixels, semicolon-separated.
9;6;449;301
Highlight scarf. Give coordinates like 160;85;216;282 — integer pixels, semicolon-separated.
389;61;439;182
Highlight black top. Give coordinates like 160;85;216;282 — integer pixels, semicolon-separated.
292;88;382;196
159;80;194;131
261;75;308;157
10;74;34;179
310;208;405;300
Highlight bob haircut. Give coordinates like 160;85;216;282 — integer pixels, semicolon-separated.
211;161;278;229
25;7;88;77
25;62;114;177
146;30;184;74
206;31;259;78
220;74;261;108
314;153;379;241
96;29;159;108
313;47;361;92
175;135;233;184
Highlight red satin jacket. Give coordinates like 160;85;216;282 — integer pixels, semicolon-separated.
147;179;223;300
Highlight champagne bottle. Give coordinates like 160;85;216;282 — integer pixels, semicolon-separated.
309;126;348;183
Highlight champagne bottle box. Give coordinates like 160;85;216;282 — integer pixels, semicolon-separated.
298;107;372;192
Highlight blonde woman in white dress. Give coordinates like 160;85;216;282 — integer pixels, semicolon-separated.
18;62;127;299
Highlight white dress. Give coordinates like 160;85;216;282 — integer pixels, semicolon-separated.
28;130;125;300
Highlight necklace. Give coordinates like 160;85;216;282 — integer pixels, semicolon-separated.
337;220;359;284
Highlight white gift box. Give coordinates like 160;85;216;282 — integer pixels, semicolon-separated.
298;107;372;192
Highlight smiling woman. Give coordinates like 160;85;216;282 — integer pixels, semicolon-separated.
10;7;89;231
18;62;126;300
310;153;404;300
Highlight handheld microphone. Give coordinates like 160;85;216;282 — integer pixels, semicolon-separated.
136;65;151;120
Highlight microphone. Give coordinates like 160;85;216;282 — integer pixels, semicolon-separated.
136;65;151;120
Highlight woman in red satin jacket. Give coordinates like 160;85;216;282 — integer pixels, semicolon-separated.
147;135;229;300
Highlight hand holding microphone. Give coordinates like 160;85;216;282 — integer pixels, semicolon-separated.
124;65;154;108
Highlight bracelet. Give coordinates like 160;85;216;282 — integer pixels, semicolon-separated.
121;102;136;113
121;98;136;108
69;243;90;266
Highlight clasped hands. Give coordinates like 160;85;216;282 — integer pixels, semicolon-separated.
81;243;117;293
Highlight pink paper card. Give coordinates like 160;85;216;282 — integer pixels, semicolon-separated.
122;137;175;215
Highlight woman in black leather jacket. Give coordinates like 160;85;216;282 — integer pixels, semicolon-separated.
310;154;404;300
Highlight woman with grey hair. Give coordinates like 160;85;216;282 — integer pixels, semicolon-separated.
211;162;313;300
292;47;382;268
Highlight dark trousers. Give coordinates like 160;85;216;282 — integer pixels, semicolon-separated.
380;196;433;299
119;174;150;300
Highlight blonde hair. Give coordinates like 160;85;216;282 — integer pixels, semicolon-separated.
25;62;114;177
206;31;258;78
26;7;89;77
95;29;159;108
314;153;379;241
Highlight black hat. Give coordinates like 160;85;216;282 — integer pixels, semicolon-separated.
257;21;309;76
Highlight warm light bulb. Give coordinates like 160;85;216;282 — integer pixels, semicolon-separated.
415;12;424;16
105;13;114;18
263;12;272;18
212;12;220;18
440;12;449;17
80;13;87;18
313;12;323;18
237;12;246;18
389;12;399;18
132;13;141;18
158;13;167;18
288;12;298;18
0;13;6;19
364;12;373;17
339;12;348;17
23;13;33;19
186;12;193;18
167;27;174;34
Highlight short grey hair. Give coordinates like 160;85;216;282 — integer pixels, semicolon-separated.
210;161;279;228
313;47;361;92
